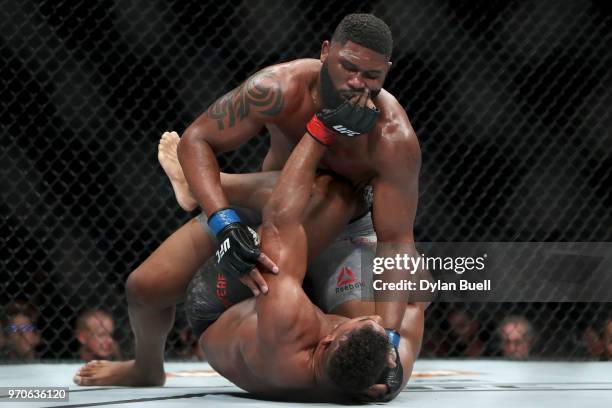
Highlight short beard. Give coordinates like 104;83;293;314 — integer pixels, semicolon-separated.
319;61;381;109
320;60;346;110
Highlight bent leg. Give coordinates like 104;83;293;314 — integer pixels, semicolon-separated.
302;175;362;259
158;131;197;211
159;131;278;212
75;218;214;386
220;172;278;212
76;133;284;385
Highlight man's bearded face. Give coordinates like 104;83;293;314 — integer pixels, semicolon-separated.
320;60;381;110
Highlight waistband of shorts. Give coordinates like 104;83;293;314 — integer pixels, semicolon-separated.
337;211;375;240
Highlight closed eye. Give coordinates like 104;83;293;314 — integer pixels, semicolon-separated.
341;61;358;72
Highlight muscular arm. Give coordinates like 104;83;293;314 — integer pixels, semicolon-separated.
382;302;426;401
255;135;328;339
178;69;293;215
370;118;428;400
372;120;422;328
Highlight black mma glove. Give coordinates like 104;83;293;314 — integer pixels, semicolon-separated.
377;329;404;399
208;208;261;279
307;98;379;145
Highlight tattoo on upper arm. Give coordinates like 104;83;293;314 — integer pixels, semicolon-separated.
207;71;284;130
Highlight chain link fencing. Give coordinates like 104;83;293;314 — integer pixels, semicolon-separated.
1;0;611;362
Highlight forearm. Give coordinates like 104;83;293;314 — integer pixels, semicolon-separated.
263;134;327;224
178;129;228;215
375;241;419;329
383;302;424;402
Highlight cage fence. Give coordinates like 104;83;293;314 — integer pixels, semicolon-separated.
1;0;611;362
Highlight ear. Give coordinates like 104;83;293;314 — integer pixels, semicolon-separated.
320;40;330;62
361;383;388;401
320;334;334;347
388;61;393;69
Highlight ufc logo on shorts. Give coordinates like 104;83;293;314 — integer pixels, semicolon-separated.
216;238;230;262
332;125;360;137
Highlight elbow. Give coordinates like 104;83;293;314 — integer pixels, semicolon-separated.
178;126;211;160
262;201;294;228
181;125;202;146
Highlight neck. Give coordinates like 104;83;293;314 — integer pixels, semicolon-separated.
310;69;323;113
326;314;349;326
311;349;334;395
311;314;348;388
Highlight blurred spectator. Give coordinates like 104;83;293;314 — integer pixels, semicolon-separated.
604;318;612;361
498;316;535;360
74;309;122;361
447;309;487;357
2;301;42;361
0;320;5;359
178;327;206;361
582;325;604;360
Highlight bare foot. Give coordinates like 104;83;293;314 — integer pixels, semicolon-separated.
158;131;198;211
73;359;165;387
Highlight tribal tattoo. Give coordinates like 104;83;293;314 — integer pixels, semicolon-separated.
207;71;284;130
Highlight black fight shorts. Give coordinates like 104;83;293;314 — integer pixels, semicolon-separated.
185;256;253;337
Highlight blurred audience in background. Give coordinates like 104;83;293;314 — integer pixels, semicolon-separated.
0;303;606;362
498;316;535;360
74;309;122;361
603;318;612;361
447;309;487;357
0;318;5;359
582;325;605;360
2;301;42;361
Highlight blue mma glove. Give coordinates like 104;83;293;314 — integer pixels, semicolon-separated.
377;329;404;397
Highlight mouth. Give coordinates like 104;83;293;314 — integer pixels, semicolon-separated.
340;91;364;100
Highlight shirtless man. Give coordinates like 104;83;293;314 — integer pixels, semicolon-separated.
74;13;426;401
178;13;425;397
186;131;394;400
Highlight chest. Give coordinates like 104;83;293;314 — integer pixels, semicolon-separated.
269;104;378;185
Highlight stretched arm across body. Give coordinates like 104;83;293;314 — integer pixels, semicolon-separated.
256;90;381;344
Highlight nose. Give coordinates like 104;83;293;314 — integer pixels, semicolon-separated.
368;315;383;325
347;74;365;90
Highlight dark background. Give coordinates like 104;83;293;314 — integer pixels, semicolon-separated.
1;0;611;360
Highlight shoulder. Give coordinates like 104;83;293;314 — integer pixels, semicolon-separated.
249;59;320;116
372;90;421;170
255;278;323;346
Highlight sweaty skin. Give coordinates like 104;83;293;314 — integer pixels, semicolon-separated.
178;40;424;398
202;134;387;399
163;130;424;400
73;41;425;402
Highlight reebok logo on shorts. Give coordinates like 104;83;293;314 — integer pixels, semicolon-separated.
337;267;357;286
335;267;363;293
